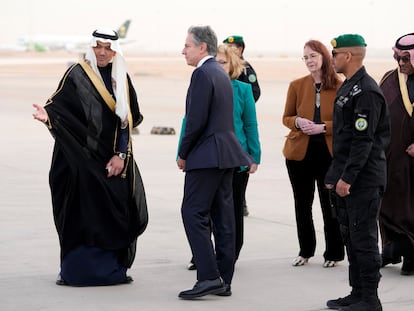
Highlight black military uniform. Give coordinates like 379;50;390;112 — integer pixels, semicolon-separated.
325;63;390;310
238;58;260;102
223;35;261;102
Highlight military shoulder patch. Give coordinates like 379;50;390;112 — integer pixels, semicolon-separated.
248;74;257;83
355;117;368;131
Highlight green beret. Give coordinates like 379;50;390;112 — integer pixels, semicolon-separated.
331;34;367;48
223;35;244;44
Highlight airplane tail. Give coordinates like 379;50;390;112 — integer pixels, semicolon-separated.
117;20;131;39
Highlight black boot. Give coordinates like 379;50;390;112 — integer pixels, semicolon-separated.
338;288;382;311
327;288;362;309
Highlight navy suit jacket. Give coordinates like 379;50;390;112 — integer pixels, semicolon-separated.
178;58;253;171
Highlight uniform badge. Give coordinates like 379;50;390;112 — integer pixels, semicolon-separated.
248;74;257;83
350;85;361;96
355;117;368;131
336;96;348;108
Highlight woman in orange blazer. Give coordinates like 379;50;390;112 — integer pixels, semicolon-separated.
282;40;344;268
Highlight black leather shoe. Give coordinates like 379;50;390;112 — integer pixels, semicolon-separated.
215;283;232;296
243;205;249;217
187;261;196;271
178;278;226;299
55;274;133;286
381;255;401;267
123;276;134;284
55;274;67;286
401;258;414;275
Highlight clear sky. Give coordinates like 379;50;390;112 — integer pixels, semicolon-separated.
1;0;413;57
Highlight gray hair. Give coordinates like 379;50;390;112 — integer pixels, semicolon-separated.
188;25;217;56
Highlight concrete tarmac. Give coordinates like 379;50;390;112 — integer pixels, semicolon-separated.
0;53;411;310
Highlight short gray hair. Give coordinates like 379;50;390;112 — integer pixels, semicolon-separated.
188;25;217;56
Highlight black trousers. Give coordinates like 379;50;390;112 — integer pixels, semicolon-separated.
336;187;382;290
181;168;236;285
189;168;248;266
286;139;344;261
382;235;414;262
233;169;249;259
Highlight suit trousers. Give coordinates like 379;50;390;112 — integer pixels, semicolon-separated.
286;138;344;261
181;167;236;285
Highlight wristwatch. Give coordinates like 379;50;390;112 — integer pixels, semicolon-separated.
116;152;127;160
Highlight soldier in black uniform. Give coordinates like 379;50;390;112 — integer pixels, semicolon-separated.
223;35;261;103
324;34;390;311
223;35;261;218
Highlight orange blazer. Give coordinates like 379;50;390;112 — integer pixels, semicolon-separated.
282;74;341;161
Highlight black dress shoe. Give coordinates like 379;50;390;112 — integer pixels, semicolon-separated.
381;255;401;267
187;261;196;271
178;278;226;299
56;274;67;286
123;276;134;284
401;258;414;275
55;274;133;286
243;205;249;217
215;284;232;296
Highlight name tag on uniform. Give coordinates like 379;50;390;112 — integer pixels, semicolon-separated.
336;96;348;108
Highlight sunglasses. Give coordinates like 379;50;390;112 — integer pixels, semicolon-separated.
394;55;410;63
331;50;349;58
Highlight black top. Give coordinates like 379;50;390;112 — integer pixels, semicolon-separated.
325;66;391;188
237;59;261;102
98;64;114;96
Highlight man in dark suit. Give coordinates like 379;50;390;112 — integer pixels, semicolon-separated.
177;25;253;299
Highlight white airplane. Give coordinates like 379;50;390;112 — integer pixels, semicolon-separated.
1;20;132;52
